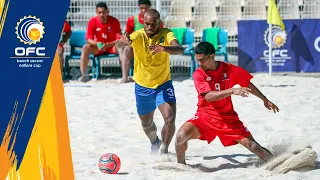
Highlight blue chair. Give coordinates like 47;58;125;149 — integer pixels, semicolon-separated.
171;28;196;79
202;28;229;63
93;54;118;79
65;30;133;79
64;30;94;78
94;52;134;79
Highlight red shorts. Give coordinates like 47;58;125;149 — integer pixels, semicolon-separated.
95;46;117;56
187;112;251;147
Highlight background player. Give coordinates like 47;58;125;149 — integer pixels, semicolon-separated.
175;42;279;165
58;20;72;78
116;9;184;158
79;2;122;82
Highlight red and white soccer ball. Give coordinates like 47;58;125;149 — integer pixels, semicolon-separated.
98;153;121;174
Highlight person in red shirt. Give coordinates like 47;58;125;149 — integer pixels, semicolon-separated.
116;0;164;83
79;2;122;82
58;20;72;76
175;42;279;165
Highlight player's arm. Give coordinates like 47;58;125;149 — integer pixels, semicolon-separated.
148;39;184;55
102;20;123;49
231;65;279;113
202;88;251;102
202;89;233;102
103;40;116;48
115;30;140;49
85;18;99;46
248;83;267;101
193;71;250;102
86;39;97;46
61;30;72;45
164;39;184;54
60;22;72;46
148;31;184;55
248;83;279;113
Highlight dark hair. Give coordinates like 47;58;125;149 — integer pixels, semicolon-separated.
145;9;160;20
138;0;151;5
195;41;216;55
96;2;108;10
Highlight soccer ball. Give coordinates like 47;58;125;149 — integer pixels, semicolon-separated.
98;153;121;174
28;28;41;41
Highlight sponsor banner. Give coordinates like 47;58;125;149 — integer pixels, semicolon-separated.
238;19;320;72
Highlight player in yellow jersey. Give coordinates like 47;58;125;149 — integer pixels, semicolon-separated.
116;9;184;157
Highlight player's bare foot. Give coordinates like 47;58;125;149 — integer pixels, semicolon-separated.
177;160;186;165
260;146;273;161
160;144;168;154
120;78;129;83
78;75;90;82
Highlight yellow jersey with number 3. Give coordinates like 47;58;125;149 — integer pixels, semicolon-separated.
130;28;177;89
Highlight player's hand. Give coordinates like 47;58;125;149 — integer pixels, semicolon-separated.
263;99;279;113
97;42;107;51
232;87;251;97
148;44;164;55
115;33;131;48
120;33;131;44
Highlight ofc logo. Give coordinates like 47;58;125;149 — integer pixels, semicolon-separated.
315;36;320;53
262;26;288;59
264;26;287;49
15;15;45;56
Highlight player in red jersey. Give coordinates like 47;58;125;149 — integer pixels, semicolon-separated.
175;41;279;165
58;20;72;76
79;2;122;82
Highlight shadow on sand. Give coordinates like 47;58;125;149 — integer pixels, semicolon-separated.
187;153;257;172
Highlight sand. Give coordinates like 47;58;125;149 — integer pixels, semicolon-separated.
64;73;320;180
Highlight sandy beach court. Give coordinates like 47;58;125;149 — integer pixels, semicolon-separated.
64;73;320;180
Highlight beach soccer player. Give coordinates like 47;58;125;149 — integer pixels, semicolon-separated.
117;0;163;83
116;9;184;157
175;42;279;165
58;20;72;77
79;2;122;82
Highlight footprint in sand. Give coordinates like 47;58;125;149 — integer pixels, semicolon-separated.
152;162;199;172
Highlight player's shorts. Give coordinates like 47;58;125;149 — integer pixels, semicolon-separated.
135;80;176;115
187;112;252;147
94;46;117;56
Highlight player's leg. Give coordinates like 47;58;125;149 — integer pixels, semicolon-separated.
138;111;162;152
79;44;99;82
158;101;176;154
57;45;64;73
236;135;273;161
175;122;201;164
156;81;177;154
135;83;161;152
117;45;133;83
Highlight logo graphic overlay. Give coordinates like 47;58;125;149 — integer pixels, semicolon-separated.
16;16;45;45
12;16;49;68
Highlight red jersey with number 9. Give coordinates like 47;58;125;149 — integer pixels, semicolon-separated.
192;62;253;118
